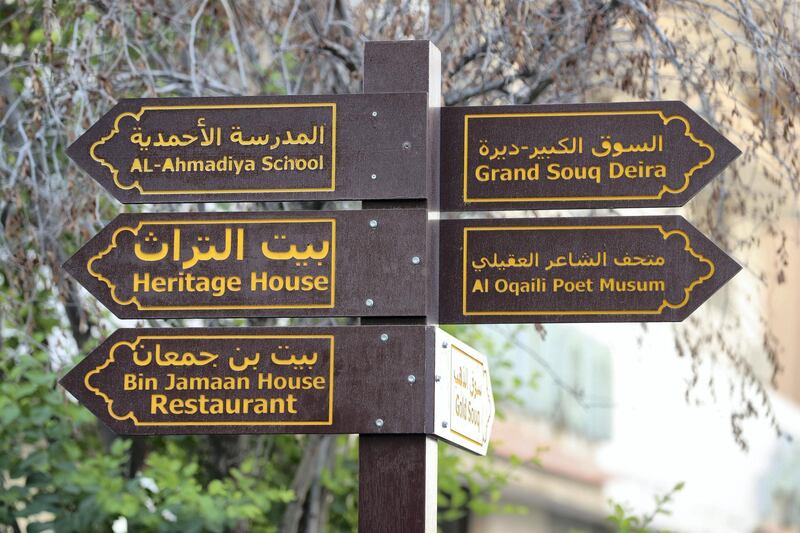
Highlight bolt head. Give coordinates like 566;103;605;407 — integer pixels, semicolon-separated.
402;141;411;150
369;219;378;228
371;111;378;117
434;375;441;382
441;421;448;428
407;374;416;384
380;333;389;342
375;418;384;427
371;173;377;180
442;340;449;348
365;298;374;307
411;256;421;265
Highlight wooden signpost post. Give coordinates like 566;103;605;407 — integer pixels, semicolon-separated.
61;39;741;532
357;40;442;533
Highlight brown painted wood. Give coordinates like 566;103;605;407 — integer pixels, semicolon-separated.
359;40;441;533
67;93;429;203
440;101;741;211
62;209;428;319
359;435;436;533
439;215;741;323
59;326;433;436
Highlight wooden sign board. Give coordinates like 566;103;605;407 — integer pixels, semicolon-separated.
438;216;741;323
67;94;429;203
63;210;428;319
59;326;495;455
440;101;741;211
432;329;494;455
59;326;432;435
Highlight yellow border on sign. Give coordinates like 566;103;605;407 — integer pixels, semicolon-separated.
90;103;337;195
461;224;715;316
462;111;714;203
86;218;336;311
85;334;335;426
449;345;486;447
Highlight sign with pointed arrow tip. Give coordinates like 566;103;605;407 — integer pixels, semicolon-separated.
62;210;429;319
59;326;495;455
438;215;741;323
66;94;429;203
60;326;432;436
440;101;741;211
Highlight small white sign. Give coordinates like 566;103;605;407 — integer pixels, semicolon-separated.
433;329;495;456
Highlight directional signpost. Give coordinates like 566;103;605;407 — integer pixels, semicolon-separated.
63;210;428;319
59;326;493;444
440;101;741;211
432;329;494;455
67;94;429;203
60;39;742;532
439;216;741;324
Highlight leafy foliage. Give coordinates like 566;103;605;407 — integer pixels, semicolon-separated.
0;311;296;532
571;482;685;533
605;482;685;533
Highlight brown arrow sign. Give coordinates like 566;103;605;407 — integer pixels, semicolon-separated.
59;325;495;454
438;216;741;323
59;326;433;436
440;101;740;211
63;210;428;319
67;94;428;203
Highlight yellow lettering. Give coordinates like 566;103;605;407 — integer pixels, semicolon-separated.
151;394;167;414
552;278;594;293
133;272;150;292
313;276;329;291
474;164;539;182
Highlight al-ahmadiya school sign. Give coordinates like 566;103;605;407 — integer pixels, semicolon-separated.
58;40;740;532
67;93;429;203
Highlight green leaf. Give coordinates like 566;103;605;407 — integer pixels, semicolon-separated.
1;403;21;424
28;28;45;47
